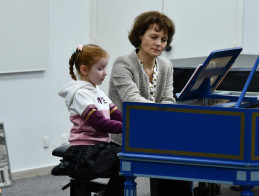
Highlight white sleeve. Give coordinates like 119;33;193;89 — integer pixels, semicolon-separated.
72;89;95;116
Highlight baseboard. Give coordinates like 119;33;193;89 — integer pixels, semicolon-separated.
11;165;55;180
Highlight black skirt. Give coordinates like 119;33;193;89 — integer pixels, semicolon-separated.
63;142;121;174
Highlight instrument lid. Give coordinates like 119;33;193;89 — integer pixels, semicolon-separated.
176;47;243;101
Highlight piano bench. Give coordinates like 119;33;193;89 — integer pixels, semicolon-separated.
51;145;111;196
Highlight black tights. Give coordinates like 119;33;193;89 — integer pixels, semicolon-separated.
102;160;125;196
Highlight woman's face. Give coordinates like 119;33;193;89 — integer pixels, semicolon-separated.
139;24;168;58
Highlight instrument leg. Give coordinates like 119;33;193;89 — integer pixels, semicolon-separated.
124;176;137;196
240;185;254;196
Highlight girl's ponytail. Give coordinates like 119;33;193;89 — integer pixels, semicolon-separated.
69;52;77;80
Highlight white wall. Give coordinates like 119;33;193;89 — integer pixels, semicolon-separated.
0;0;90;173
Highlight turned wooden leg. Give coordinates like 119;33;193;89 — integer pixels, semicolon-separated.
124;176;137;196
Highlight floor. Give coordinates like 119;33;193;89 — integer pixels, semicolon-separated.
1;174;259;196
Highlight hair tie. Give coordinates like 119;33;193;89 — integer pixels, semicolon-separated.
76;45;83;52
70;47;76;54
70;45;83;54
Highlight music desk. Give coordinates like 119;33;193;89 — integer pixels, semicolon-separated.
119;102;259;196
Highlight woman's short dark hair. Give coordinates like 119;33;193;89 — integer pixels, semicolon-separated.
128;11;175;48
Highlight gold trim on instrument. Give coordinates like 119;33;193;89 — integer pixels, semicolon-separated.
251;112;259;160
125;104;245;160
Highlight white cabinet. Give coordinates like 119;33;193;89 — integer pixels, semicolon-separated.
91;0;162;58
163;0;244;59
243;0;259;54
92;0;248;92
93;0;245;60
91;0;162;93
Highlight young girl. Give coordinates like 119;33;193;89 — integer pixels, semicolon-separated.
58;44;124;196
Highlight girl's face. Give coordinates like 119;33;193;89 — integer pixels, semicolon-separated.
83;57;109;86
139;24;168;58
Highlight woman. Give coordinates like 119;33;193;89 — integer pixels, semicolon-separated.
109;11;175;114
109;11;192;196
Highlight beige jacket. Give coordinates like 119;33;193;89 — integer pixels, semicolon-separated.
108;50;176;144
